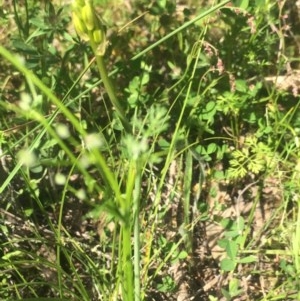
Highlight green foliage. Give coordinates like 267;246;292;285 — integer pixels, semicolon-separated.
156;275;176;293
218;217;257;272
227;135;276;179
221;278;243;300
0;0;299;300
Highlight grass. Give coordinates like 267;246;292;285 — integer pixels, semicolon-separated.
0;0;300;300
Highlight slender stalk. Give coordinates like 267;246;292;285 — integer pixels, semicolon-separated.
76;5;134;300
120;161;136;301
96;55;131;131
122;225;134;301
133;162;142;301
183;149;193;254
89;37;132;133
131;0;231;61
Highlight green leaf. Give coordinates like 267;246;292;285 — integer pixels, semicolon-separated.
157;0;167;9
238;255;257;264
24;208;34;217
207;143;217;154
255;0;265;8
157;275;176;292
2;250;23;260
202;101;217;122
224;230;239;238
158;138;170;149
235;79;248;92
248;159;264;174
141;73;150;86
13;297;69;301
233;0;249;9
206;101;216;111
236;217;245;233
29;17;49;29
227;278;243;298
178;250;188;259
217;238;228;249
225;240;238;260
12;39;37;54
213;170;226;180
221;288;231;300
229;278;240;295
232;150;244;159
279;259;296;276
220;258;236;272
229;159;240;167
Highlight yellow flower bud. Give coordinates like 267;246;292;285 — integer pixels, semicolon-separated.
72;12;89;41
82;2;96;31
72;0;106;55
76;0;85;5
72;0;85;13
93;29;103;44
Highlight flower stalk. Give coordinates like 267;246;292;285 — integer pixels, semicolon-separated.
72;0;131;133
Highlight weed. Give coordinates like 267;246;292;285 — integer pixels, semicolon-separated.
1;0;300;300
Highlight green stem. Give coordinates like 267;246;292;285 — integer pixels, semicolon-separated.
89;36;131;133
95;54;131;133
122;225;134;301
120;161;136;301
133;162;141;301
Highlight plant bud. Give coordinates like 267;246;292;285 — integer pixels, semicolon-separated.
72;12;89;41
72;0;85;13
95;37;106;56
76;0;85;6
72;0;106;55
93;29;103;44
82;2;96;31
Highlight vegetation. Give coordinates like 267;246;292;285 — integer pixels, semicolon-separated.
0;0;300;300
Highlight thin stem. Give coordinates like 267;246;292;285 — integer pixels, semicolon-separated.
89;37;131;133
133;162;142;301
96;55;131;132
131;0;231;61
